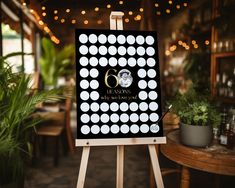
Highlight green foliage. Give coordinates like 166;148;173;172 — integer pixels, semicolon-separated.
39;37;75;87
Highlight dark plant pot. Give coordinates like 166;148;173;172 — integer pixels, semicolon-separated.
180;123;213;147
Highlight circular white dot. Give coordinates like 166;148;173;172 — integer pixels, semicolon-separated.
146;47;155;56
90;91;99;101
136;35;145;45
120;102;128;112
147;58;156;67
130;102;138;112
149;102;158;111
80;91;89;101
80;68;89;78
108;34;116;44
111;113;119;123
150;124;160;133
140;124;149;133
81;125;90;135
91;114;99;123
150;113;159;122
80;80;89;89
89;34;98;44
118;46;127;56
108;46;117;55
138;69;147;78
130;113;139;123
80;102;89;112
147;69;156;78
148;80;157;89
127;35;135;44
101;114;109;123
91;125;100;134
99;57;108;67
79;34;88;43
109;57;118;67
90;80;99;89
121;124;129;134
90;102;99;112
120;114;129;123
117;35;126;44
98;34;107;44
127;46;136;56
138;80;147;89
110;102;119;112
79;45;88;55
81;114;90;123
100;102;109;112
118;57;127;67
89;57;98;66
128;57;136;67
140;113;149;122
101;125;110;134
130;124;139;134
139;102;148;111
89;45;98;55
146;36;154;45
90;68;99;78
137;47;145;56
137;58;146;67
149;91;158;100
139;91;148;100
80;57;89;66
111;124;119;134
99;46;107;55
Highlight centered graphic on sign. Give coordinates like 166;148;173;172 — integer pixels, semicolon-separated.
76;29;163;139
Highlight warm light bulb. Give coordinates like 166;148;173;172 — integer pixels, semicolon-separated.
168;1;173;5
61;19;65;23
192;40;196;45
97;20;103;24
183;3;188;7
165;50;170;56
38;20;44;25
42;6;46;10
128;11;133;15
119;1;123;5
125;18;129;23
205;40;210;45
42;12;46;17
166;9;171;14
95;7;99;11
66;9;70;13
139;8;144;12
84;20;89;25
155;3;159;7
81;10;86;15
54;16;58;20
71;19;76;24
54;10;58;14
176;5;181;9
156;11;161;16
134;15;141;21
107;4;111;9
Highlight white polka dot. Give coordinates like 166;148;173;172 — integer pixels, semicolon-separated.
147;69;156;78
130;113;139;123
130;102;138;112
89;45;98;55
139;102;148;111
99;57;108;66
149;91;158;100
89;57;98;66
111;124;119;134
91;114;99;123
146;47;155;56
140;113;149;122
150;113;159;122
101;114;109;123
109;57;118;67
80;80;89;89
108;46;117;55
101;125;110;134
90;102;99;112
99;46;108;55
120;102;128;112
90;91;99;100
128;58;137;67
80;91;89;101
137;47;145;56
137;58;146;67
147;58;156;67
120;114;129;123
130;124;139;134
117;35;126;44
118;57;127;67
148;80;157;89
80;68;89;78
108;34;116;44
90;80;99;89
118;46;126;56
136;35;145;45
98;34;107;44
150;124;160;133
149;102;158;111
127;35;135;44
80;57;88;66
100;102;109;112
79;45;88;55
121;124;129;134
81;125;90;135
89;34;98;44
81;114;90;123
139;91;148;100
127;46;136;56
91;125;100;134
146;36;154;45
110;113;119;123
90;68;99;78
140;124;149;133
138;80;147;89
137;69;147;78
110;102;119;112
80;102;89;112
79;34;88;43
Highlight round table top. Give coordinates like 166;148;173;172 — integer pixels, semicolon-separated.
160;130;235;176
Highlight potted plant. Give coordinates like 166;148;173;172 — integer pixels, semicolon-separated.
170;85;221;147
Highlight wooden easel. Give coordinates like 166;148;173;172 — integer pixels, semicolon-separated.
76;11;166;188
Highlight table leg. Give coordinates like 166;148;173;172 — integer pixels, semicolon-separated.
180;166;190;188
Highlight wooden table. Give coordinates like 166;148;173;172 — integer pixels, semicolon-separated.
160;130;235;188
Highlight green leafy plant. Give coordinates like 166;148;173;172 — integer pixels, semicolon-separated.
39;37;75;87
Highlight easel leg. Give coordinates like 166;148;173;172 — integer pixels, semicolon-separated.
148;144;164;188
180;166;190;188
76;146;90;188
116;145;124;188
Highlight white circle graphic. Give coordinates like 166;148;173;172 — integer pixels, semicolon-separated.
138;69;147;78
81;125;90;135
108;34;116;44
121;124;129;134
99;46;108;55
138;91;148;100
128;57;136;67
140;124;149;133
138;80;147;89
101;114;109;123
79;45;88;55
99;57;108;67
137;58;146;67
150;113;159;122
149;91;158;100
147;69;156;78
147;58;156;67
90;80;99;89
80;80;89;89
137;47;145;56
150;124;160;133
146;36;154;45
110;102;119;112
80;102;89;112
118;57;127;67
109;57;118;67
91;114;99;123
89;34;98;44
108;46;117;55
120;114;129;123
110;113;119;123
146;47;155;56
139;102;148;111
130;113;139;123
149;102;158;111
120;102;128;112
89;45;98;55
80;91;89;101
118;46;126;56
90;102;99;112
130;102;138;112
140;113;149;122
101;125;110;134
148;80;157;89
117;35;126;44
98;34;107;44
100;102;109;112
91;125;100;134
127;46;136;56
79;34;88;43
136;35;145;45
89;57;98;66
81;114;90;123
130;124;139;134
80;68;89;78
127;35;135;44
90;91;99;101
90;68;99;78
111;124;119;134
80;57;88;66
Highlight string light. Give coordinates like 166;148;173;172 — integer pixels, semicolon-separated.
168;1;173;5
156;11;161;16
107;4;111;9
176;5;181;9
54;10;58;14
22;2;26;6
95;7;99;12
155;3;159;7
97;20;103;24
38;20;44;25
125;18;129;23
66;9;70;13
134;15;141;21
205;40;210;45
54;16;58;20
42;6;46;10
61;18;65;23
183;3;188;7
71;19;76;24
42;12;46;17
84;20;89;25
119;1;123;5
128;11;133;15
192;40;196;45
81;10;86;15
166;9;171;14
165;50;170;56
139;8;144;12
